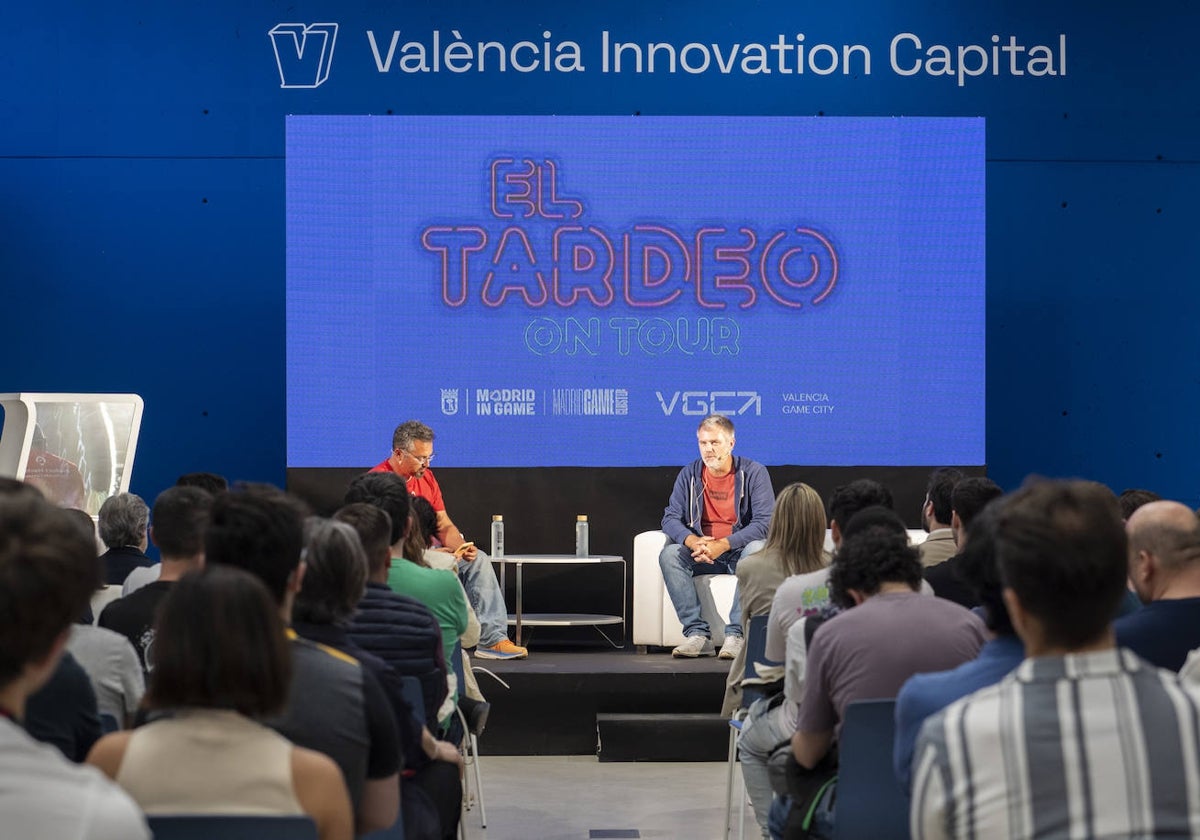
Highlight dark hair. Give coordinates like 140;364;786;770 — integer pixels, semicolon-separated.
840;505;907;542
926;468;965;526
176;472;229;495
205;487;305;605
334;503;393;577
0;477;42;500
62;508;98;549
828;528;922;609
1118;488;1162;520
97;492;149;548
146;566;290;717
152;486;213;557
995;479;1126;649
828;479;893;531
295;518;368;626
410;497;438;549
951;477;1004;531
955;501;1015;636
392;420;435;453
344;473;410;547
0;496;100;686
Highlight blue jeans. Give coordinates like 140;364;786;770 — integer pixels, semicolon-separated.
658;539;764;639
458;550;509;647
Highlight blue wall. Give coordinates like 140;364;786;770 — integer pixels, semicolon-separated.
3;1;1198;504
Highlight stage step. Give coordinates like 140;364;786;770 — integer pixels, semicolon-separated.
596;713;730;762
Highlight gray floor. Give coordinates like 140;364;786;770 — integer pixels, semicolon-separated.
460;755;759;840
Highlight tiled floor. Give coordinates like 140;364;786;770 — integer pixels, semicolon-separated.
460;755;759;840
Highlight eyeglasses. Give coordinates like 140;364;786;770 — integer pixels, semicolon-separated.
399;448;434;465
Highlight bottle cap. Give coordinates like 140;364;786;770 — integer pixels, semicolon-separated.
577;515;588;522
493;515;503;521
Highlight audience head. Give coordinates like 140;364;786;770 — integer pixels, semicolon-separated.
995;479;1126;652
151;486;213;562
176;472;229;495
334;503;393;580
955;500;1015;636
1125;500;1200;603
344;473;410;548
829;527;922;609
97;492;149;550
62;508;98;553
0;477;42;501
840;505;907;543
400;496;437;567
295;517;369;627
828;479;893;547
0;495;100;697
205;486;306;607
923;468;965;531
763;483;827;576
146;566;291;718
950;477;1004;547
1118;488;1163;521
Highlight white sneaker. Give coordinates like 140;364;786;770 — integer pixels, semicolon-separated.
718;635;744;660
672;635;716;658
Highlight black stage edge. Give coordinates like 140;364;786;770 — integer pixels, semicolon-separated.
468;645;732;757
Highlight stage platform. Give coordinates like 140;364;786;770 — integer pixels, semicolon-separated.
471;643;732;760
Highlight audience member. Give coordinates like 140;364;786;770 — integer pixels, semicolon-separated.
370;419;527;659
826;479;893;549
1115;499;1200;670
894;501;1024;791
298;515;462;840
659;414;775;659
205;487;401;834
87;566;352;840
175;471;229;494
336;497;450;741
923;477;1004;608
0;492;148;838
1118;487;1162;520
911;479;1200;838
732;482;827;835
97;493;153;586
99;486;212;673
24;650;102;762
786;527;986;838
918;468;964;567
67;621;144;729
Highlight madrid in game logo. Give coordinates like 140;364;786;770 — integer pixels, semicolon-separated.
440;389;460;416
269;23;338;88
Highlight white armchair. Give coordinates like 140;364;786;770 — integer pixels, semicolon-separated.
632;528;929;650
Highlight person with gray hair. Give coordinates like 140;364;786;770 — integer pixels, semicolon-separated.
96;493;151;586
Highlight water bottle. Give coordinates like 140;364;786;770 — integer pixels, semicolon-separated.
491;515;504;558
575;514;589;557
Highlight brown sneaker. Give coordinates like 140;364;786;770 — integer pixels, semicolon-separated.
476;639;528;660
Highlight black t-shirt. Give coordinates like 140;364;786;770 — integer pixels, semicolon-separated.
25;651;101;762
98;580;174;673
923;554;979;610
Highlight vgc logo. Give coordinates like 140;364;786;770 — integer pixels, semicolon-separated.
269;23;338;88
656;391;762;416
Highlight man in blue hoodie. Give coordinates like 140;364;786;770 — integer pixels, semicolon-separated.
660;414;774;659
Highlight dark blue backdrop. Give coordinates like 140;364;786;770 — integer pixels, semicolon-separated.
2;1;1197;506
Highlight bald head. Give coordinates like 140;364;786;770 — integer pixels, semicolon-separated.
1127;501;1200;601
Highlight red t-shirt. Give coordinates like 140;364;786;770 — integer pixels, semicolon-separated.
701;467;737;540
369;459;446;511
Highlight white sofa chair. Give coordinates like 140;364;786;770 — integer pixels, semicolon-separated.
632;528;929;651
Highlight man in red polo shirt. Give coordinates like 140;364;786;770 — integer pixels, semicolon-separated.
371;420;526;660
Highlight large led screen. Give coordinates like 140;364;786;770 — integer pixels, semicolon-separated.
286;115;985;467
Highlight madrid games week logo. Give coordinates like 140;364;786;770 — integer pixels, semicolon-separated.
270;23;338;88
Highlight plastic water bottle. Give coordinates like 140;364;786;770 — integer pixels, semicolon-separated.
491;515;504;558
575;514;589;557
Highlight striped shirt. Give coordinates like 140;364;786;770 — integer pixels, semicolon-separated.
911;647;1200;839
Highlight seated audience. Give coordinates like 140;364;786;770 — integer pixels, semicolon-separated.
1115;499;1200;670
894;501;1024;792
120;474;228;596
87;566;352;840
100;486;212;674
917;468;964;567
97;493;153;586
911;480;1200;839
923;477;1003;608
731;482;827;835
0;492;148;838
786;525;987;838
724;481;826;717
298;514;463;840
67;621;144;729
24;650;102;762
205;486;401;834
1118;486;1162;520
175;471;229;494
